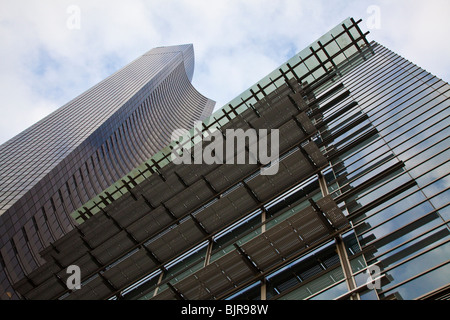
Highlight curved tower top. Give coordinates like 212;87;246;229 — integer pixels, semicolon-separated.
147;44;196;82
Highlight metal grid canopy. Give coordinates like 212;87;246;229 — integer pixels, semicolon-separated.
12;17;373;300
152;195;347;300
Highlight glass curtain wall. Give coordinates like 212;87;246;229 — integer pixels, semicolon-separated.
135;40;449;301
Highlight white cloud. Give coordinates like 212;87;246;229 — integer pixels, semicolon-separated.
0;0;449;145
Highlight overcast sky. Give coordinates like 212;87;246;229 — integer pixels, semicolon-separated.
0;0;449;145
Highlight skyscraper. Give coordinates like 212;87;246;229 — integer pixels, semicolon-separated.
0;44;215;299
6;17;450;300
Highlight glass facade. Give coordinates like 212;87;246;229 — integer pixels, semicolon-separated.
8;17;450;300
0;44;215;299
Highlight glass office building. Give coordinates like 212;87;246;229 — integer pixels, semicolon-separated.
9;17;450;300
0;44;215;299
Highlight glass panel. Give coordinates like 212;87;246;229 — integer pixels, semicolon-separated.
266;240;339;299
310;276;347;300
210;212;261;263
153;242;208;298
436;203;450;221
126;271;161;300
373;225;450;269
265;177;321;229
359;288;379;300
227;281;261;300
379;241;450;296
277;266;345;300
380;262;450;300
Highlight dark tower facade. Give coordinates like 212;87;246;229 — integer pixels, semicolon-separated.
0;44;215;299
